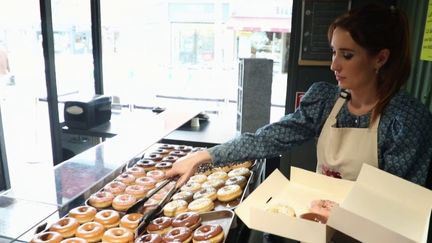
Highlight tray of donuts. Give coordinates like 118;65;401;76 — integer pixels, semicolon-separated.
135;209;234;243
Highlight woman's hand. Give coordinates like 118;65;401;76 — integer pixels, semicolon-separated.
165;150;212;187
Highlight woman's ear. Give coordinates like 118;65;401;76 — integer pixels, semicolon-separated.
376;48;390;68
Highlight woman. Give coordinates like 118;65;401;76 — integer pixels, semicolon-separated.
167;4;432;188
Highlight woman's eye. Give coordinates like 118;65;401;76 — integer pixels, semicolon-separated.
343;52;354;60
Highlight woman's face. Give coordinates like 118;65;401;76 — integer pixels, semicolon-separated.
330;27;379;91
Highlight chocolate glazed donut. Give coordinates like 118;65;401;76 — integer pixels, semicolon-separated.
163;227;192;242
135;233;163;243
193;224;224;243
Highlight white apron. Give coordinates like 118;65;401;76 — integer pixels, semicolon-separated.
316;97;379;180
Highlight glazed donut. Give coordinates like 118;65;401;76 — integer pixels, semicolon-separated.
188;198;214;213
172;191;194;203
163;199;188;217
193;224;224;243
75;222;104;243
216;185;242;202
188;174;207;184
103;181;127;196
158;144;175;151
168;150;187;157
225;175;247;189
172;212;202;230
49;217;79;238
229;160;253;169
94;209;120;229
265;203;296;217
115;173;136;185
201;179;225;190
146;169;166;181
300;212;327;224
120;213;143;231
127;166;146;178
154;161;173;171
30;231;63;243
175;145;192;152
59;237;87;243
207;171;228;181
136;159;157;172
88;191;114;209
154;148;169;155
160;156;179;163
143;198;159;213
102;227;134;243
135;233;163;243
147;216;173;235
68;205;97;223
112;194;137;211
163;227;192;243
211;165;231;173
180;181;201;193
227;167;251;178
310;199;338;219
143;153;163;162
135;176;157;189
193;187;217;201
125;184;149;199
149;188;168;201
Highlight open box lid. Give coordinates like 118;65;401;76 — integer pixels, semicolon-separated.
327;164;432;243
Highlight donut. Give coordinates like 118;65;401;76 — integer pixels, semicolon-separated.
155;161;173;171
175;145;192;152
127;166;146;178
115;173;136;185
136;159;157;171
146;169;166;181
188;198;214;213
309;199;338;219
201;179;225;190
211;165;231;173
188;174;207;184
265;203;296;217
160;156;179;163
68;205;97;223
88;191;114;208
143;198;159;213
193;187;217;201
135;233;163;243
49;217;79;238
135;176;157;189
112;194;136;211
163;199;188;217
225;175;247;189
102;227;134;243
30;231;63;243
193;224;224;243
143;153;163;162
207;171;228;181
149;188;168;201
125;184;149;199
172;191;194;203
163;227;192;243
154;148;169;155
300;212;327;224
216;185;242;202
147;216;173;235
191;147;205;153
172;212;202;230
180;181;201;193
158;144;175;151
59;237;87;243
94;209;120;229
229;160;253;169
75;222;104;243
120;213;143;231
168;150;187;157
103;181;127;196
227;167;250;178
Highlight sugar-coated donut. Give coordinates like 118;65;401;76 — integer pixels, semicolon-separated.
88;191;114;209
125;184;149;199
207;171;228;181
119;213;143;231
201;179;225;190
225;175;247;189
265;203;296;217
188;198;214;213
193;224;224;243
59;237;87;243
103;181;127;196
49;217;79;238
146;169;166;181
115;173;136;185
155;161;173;171
180;181;201;193
172;190;194;203
147;216;173;235
112;194;136;211
193;187;217;201
94;209;120;229
227;167;250;178
172;212;202;230
188;174;207;184
163;199;188;217
135;233;163;243
68;205;97;224
75;222;104;243
102;227;134;243
163;227;192;243
310;199;338;219
300;212;327;224
136;159;157;171
30;231;63;243
127;166;147;178
216;185;242;202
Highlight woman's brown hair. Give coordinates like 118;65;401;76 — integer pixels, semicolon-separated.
327;4;411;124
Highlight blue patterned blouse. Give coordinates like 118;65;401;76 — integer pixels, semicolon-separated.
208;82;432;186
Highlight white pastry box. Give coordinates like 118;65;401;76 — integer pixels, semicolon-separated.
235;164;432;243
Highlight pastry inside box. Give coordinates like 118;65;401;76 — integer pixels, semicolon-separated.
29;143;254;243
